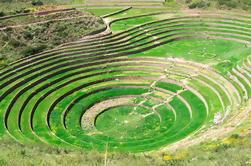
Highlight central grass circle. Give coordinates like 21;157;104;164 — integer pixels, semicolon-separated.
95;105;161;139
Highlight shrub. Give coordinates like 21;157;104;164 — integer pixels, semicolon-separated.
189;2;198;8
2;35;9;42
0;159;7;166
57;31;68;38
9;39;23;47
3;27;13;32
13;8;30;14
0;61;7;67
0;11;5;17
32;0;44;6
55;22;67;31
218;0;238;9
22;9;31;13
23;31;33;40
214;144;232;152
97;18;104;24
186;0;192;3
189;0;210;8
230;134;239;139
20;149;26;156
21;44;47;56
198;1;210;8
52;36;62;45
242;6;248;10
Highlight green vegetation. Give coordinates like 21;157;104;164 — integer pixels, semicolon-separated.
0;133;249;166
0;0;76;12
70;0;251;17
182;0;251;11
31;0;44;6
0;0;250;165
20;44;48;56
0;9;250;153
0;10;105;63
188;0;211;9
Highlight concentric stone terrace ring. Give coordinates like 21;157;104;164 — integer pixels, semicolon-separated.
0;11;250;153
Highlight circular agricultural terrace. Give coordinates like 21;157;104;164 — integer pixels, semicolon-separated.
0;11;250;153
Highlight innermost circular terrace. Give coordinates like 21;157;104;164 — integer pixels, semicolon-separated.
95;105;162;139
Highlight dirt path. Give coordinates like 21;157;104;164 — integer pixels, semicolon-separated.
0;15;92;31
237;65;251;78
77;3;163;6
233;68;251;88
227;71;248;100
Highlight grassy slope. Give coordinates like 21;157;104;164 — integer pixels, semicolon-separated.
0;132;249;166
172;0;251;12
0;10;105;63
109;12;251;68
0;0;76;12
75;0;251;17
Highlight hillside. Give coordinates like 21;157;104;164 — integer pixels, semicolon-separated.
0;132;250;165
0;9;105;64
173;0;251;11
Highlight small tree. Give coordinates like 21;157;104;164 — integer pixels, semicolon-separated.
32;0;44;6
0;11;5;17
